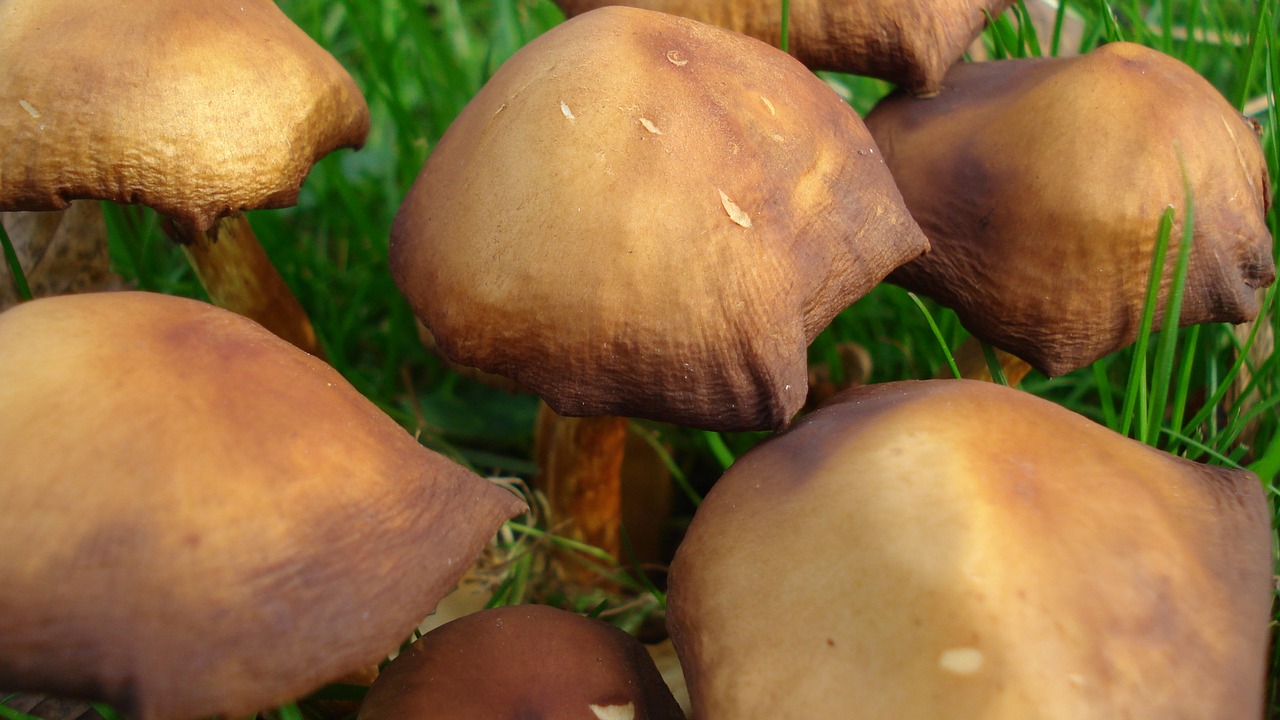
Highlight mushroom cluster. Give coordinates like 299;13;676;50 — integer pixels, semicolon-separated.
2;2;1275;718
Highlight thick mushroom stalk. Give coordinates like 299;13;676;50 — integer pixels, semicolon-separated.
0;292;525;720
390;6;927;577
666;380;1272;719
554;0;1014;94
864;42;1275;377
358;605;685;720
0;0;371;357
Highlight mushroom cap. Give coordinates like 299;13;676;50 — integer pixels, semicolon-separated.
0;292;526;720
358;605;685;720
554;0;1013;94
864;42;1275;376
0;0;371;231
666;379;1272;719
390;6;928;432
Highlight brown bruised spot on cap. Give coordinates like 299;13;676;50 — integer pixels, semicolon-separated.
390;6;928;432
553;0;1014;94
0;291;525;720
0;0;370;231
667;379;1271;719
358;605;685;720
864;42;1275;376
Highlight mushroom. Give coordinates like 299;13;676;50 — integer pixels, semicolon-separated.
553;0;1014;95
0;0;371;356
666;379;1272;718
390;6;927;569
0;291;526;720
358;605;685;719
863;42;1275;377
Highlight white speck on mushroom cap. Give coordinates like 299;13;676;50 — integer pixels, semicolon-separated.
666;49;688;66
938;647;984;676
760;95;776;116
589;702;636;720
18;99;39;119
639;117;662;135
560;101;575;120
717;189;752;228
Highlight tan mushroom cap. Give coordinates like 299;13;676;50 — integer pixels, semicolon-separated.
359;605;685;720
0;292;526;720
0;0;370;232
666;379;1271;719
864;42;1275;376
391;6;928;432
554;0;1013;94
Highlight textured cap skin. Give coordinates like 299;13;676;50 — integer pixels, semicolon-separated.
0;292;526;720
391;6;929;432
667;379;1272;719
865;43;1275;376
359;605;685;720
555;0;1013;94
0;0;371;231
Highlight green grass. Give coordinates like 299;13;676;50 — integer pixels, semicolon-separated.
5;0;1277;717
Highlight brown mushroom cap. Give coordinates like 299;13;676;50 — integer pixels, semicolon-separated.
0;292;526;720
0;0;370;231
390;6;928;431
864;42;1275;376
358;605;685;720
554;0;1013;94
667;379;1272;719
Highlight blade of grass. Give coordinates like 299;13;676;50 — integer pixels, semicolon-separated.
780;0;791;54
1143;150;1195;447
980;342;1010;386
907;292;961;378
1119;205;1175;438
0;219;32;301
702;430;737;471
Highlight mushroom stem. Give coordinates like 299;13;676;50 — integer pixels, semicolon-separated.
533;402;627;580
168;212;324;358
947;337;1032;386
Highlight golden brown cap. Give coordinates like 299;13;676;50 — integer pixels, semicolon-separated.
864;43;1275;376
0;292;526;720
0;0;370;231
359;605;685;720
667;379;1272;719
390;6;928;432
554;0;1013;93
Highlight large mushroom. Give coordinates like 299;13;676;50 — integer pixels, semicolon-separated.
0;0;371;355
359;605;685;719
0;291;526;720
553;0;1014;95
864;42;1275;377
666;379;1272;718
390;6;927;564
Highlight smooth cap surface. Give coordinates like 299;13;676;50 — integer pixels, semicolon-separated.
865;43;1275;375
0;292;526;720
359;605;685;720
667;379;1272;719
391;6;928;431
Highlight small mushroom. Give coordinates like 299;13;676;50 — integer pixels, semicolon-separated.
553;0;1014;94
0;291;526;720
864;42;1275;376
0;0;371;355
391;5;927;575
666;379;1271;718
391;5;928;431
358;605;685;719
